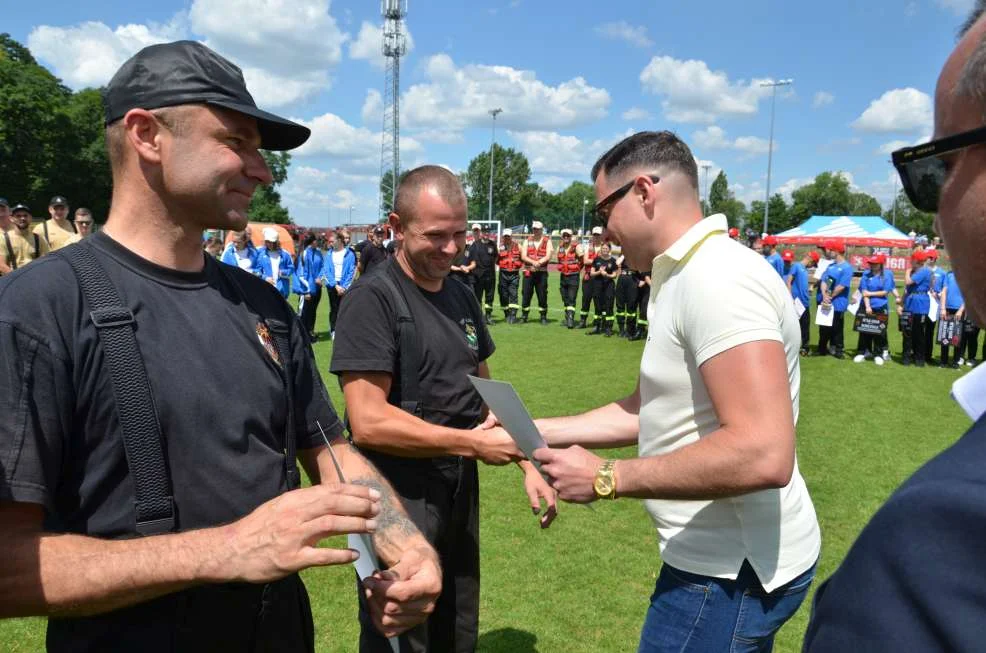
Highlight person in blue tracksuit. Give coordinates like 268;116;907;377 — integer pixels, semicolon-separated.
819;239;853;358
901;250;932;366
761;235;785;278
322;229;357;339
853;255;894;365
255;227;295;299
219;228;259;273
783;250;811;356
939;268;967;368
295;231;324;340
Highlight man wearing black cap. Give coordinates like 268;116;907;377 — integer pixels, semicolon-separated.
34;196;77;251
359;226;389;276
0;41;440;652
0;204;49;274
467;224;498;324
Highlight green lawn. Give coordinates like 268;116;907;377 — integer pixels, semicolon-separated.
2;282;972;652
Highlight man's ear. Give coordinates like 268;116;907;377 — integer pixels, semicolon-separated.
123;108;166;165
388;212;402;240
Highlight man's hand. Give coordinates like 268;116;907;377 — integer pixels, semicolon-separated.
363;545;442;638
336;286;345;296
897;305;904;316
534;446;604;504
471;426;524;465
520;462;558;528
224;483;380;583
475;410;499;430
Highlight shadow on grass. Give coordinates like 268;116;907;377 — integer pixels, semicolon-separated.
478;627;539;652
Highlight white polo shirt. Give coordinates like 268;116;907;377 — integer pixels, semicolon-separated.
639;214;820;592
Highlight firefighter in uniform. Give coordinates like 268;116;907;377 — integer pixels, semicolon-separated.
520;220;553;324
614;253;639;338
578;226;605;328
587;242;618;336
468;223;498;324
497;228;523;323
556;228;582;329
1;204;50;273
629;270;651;341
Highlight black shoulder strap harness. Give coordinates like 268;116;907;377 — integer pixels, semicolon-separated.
2;233;41;270
56;244;176;535
380;265;422;416
55;247;301;536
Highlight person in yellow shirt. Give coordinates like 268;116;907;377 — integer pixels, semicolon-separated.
33;196;78;251
0;198;10;232
2;204;50;272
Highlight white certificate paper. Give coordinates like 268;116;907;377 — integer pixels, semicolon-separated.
467;376;550;482
928;294;940;322
816;304;834;327
793;297;807;318
813;258;832;281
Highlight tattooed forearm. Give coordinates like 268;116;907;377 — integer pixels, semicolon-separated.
350;475;422;564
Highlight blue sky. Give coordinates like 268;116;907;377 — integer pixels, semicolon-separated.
5;0;973;227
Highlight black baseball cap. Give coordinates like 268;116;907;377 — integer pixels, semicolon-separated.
372;226;386;235
103;40;310;151
49;195;68;207
11;204;30;213
0;198;8;207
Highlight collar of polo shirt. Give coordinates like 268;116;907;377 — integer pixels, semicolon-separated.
650;214;728;284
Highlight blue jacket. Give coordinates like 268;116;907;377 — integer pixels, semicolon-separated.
905;266;932;314
219;242;259;272
943;271;965;311
295;246;324;296
786;262;810;309
766;251;785;278
255;248;296;298
822;261;854;312
860;270;893;311
322;247;357;291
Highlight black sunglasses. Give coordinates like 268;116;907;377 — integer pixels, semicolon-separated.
591;175;660;229
892;125;986;213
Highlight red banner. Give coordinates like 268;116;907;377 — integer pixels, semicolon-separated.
848;254;909;271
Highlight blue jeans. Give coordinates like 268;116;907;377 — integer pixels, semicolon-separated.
637;559;816;653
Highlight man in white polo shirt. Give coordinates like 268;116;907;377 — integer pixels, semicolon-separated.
528;131;820;652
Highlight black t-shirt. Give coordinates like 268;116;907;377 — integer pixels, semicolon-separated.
330;258;494;431
467;238;497;275
0;232;342;538
593;256;618;280
360;242;388;275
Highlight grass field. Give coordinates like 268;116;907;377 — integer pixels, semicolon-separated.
1;277;973;652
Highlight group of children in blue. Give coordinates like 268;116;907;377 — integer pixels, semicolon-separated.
759;235;977;369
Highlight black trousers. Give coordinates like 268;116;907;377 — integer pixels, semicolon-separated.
472;271;495;314
940;308;964;365
521;270;548;315
559;273;580;314
903;313;928;363
327;287;343;333
964;323;981;361
799;310;810;352
498;271;519;315
358;455;480;653
637;286;650;326
615;275;638;324
299;285;321;336
593;279;615;322
47;574;314;653
854;307;888;356
925;311;937;364
580;276;595;319
817;309;845;355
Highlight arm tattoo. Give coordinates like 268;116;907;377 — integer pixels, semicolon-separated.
351;476;420;554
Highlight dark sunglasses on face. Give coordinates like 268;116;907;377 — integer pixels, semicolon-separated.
591;175;660;229
892;125;986;212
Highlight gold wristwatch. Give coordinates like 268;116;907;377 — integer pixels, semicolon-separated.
593;460;617;500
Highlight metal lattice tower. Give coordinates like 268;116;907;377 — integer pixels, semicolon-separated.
379;0;408;216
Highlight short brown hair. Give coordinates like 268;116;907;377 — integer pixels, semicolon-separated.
393;165;466;226
591;131;699;191
105;106;192;173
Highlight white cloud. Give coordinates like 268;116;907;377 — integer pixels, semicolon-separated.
508;130;615;177
693;126;773;157
640;56;773;124
812;91;835;108
348;20;415;69
594;21;654;48
621;106;653;121
30;0;349;108
292;112;422;173
851;88;933;134
936;0;974;15
774;177;815;201
361;89;383;126
878;139;912;155
402;54;610;132
27;17;188;88
538;176;570;193
412;129;465;144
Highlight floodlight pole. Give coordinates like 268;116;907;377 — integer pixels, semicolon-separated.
581;198;588;235
488;108;503;222
701;164;711;216
760;79;792;235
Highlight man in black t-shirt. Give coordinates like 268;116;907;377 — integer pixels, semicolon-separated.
467;223;498;324
331;165;557;653
0;41;440;652
358;226;389;276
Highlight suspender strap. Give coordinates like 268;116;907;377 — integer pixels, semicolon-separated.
4;232;15;271
56;245;176;535
381;265;421;416
216;263;301;490
32;234;40;260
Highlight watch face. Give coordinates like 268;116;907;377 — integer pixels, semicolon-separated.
594;477;614;496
